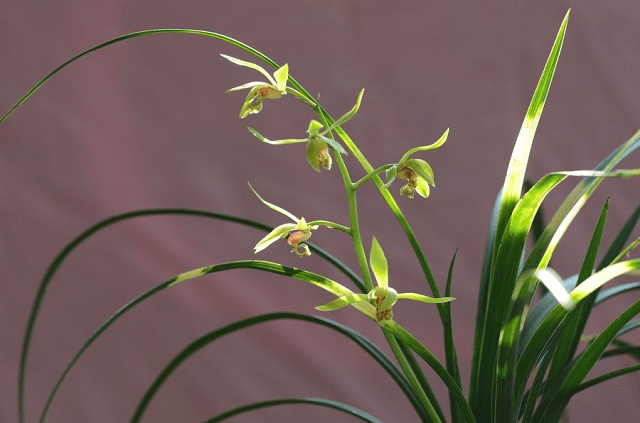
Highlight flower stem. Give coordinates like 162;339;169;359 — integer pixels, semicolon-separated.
383;331;443;423
352;164;395;190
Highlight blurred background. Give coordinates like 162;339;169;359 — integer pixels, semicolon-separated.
1;1;639;422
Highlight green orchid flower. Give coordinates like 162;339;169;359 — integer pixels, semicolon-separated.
249;184;318;257
247;89;364;172
316;237;455;321
221;54;289;118
384;128;449;199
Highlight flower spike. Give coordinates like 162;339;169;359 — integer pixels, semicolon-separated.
221;54;289;118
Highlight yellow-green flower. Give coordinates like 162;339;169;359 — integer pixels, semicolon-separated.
247;89;364;172
221;54;289;118
249;184;319;258
316;237;455;321
384;128;449;199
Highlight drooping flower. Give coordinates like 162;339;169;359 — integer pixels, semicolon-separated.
247;89;364;172
221;54;289;118
249;184;319;258
384;128;449;199
315;237;455;321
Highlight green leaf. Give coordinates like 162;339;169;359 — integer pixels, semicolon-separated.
472;172;566;420
398;128;449;164
380;320;476;423
534;299;640;421
253;223;295;253
205;397;383;423
273;63;289;91
493;10;570;270
247;127;307;145
406;158;435;186
370;237;389;289
546;198;609;391
220;53;277;86
515;259;640;408
321;89;364;134
315;293;369;311
598;204;640;269
248;183;299;222
131;313;423;422
397;293;455;303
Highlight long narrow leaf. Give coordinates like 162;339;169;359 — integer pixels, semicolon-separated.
380;320;476;423
130;313;430;422
470;12;570;414
546;199;609;386
515;259;640;405
204;397;383;423
476;173;566;421
492;10;570;255
533;299;640;421
25;209;364;423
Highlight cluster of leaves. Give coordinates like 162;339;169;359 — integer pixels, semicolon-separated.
3;9;640;423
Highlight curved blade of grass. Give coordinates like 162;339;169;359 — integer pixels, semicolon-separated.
39;260;372;423
523;129;640;276
380;320;476;423
533;299;640;422
616;319;640;337
204;397;383;423
442;249;462;422
521;279;640;352
130;312;430;422
602;339;640;361
515;259;640;406
597;204;640;269
566;364;640;397
1;29;288;125
23;209;363;423
546;199;609;388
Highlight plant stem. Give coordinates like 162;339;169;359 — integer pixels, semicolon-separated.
352;164;395;190
384;331;443;423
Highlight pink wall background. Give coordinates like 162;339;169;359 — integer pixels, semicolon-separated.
2;1;639;422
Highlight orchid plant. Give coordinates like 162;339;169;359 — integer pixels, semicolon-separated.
4;9;640;423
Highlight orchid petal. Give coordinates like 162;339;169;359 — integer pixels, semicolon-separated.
248;183;299;222
370;237;389;289
398;128;449;164
254;223;296;253
315;293;369;311
221;54;277;86
397;293;456;303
